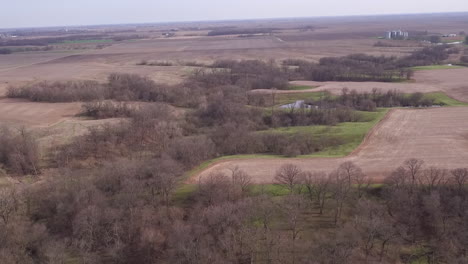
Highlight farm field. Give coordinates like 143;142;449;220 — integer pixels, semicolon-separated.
0;98;81;126
1;13;467;95
194;107;468;183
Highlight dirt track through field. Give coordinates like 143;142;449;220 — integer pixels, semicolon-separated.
193;107;468;183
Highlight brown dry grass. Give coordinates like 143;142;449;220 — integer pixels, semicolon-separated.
194;107;468;183
0;98;81;127
413;68;468;102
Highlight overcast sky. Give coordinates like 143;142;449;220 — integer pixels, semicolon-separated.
2;0;468;28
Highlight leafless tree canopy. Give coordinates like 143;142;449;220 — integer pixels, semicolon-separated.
275;164;303;193
0;127;40;175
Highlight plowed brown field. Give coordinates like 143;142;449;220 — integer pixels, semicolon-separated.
194;107;468;183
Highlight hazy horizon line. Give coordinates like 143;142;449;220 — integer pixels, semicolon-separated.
2;10;467;31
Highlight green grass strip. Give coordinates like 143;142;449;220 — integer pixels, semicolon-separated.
411;65;465;71
57;39;114;44
275;91;332;106
424;92;468;106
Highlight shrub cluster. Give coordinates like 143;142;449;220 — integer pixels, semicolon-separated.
317;89;436;109
80;101;135;119
7;80;105;102
193;59;290;90
0;127;40;175
7;74;204;108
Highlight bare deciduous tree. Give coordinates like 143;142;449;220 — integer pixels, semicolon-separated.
404;158;425;186
338;161;363;186
198;172;234;205
0;188;17;225
450;168;468;192
303;171;330;215
420;167;448;191
275;164;303;193
0;127;40;175
230;166;252;194
353;199;399;262
338;161;369;198
386;167;408;188
330;170;351;225
354;171;371;199
281;195;308;264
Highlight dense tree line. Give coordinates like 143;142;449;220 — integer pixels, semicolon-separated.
0;46;54;55
7;74;200;107
249;89;437;112
7;80;106;102
292;45;454;82
207;28;276;36
0;34;107;46
80;101;136;119
310;89;437;110
1;158;467;263
315;54;413;82
0;48;12;54
397;45;456;67
193;59;290;90
0;34;144;46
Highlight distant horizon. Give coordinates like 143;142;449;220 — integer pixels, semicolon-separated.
2;11;468;30
2;0;468;29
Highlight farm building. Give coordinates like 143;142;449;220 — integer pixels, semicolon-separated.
385;30;409;40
